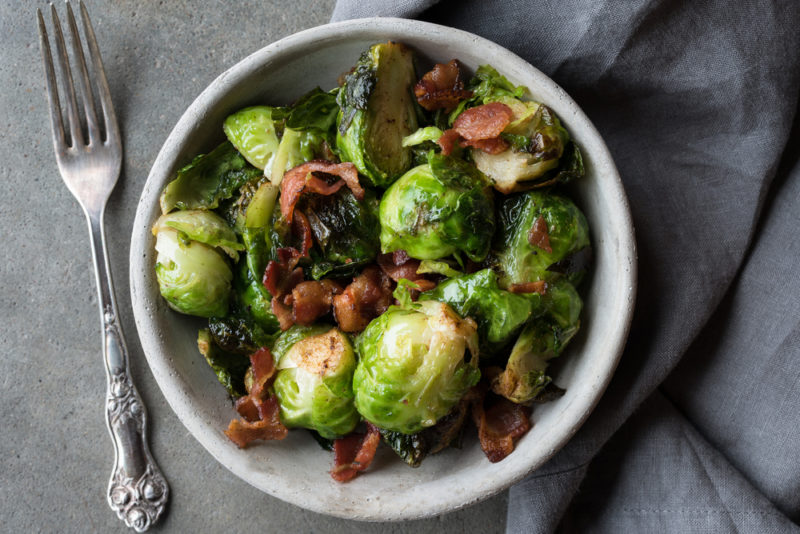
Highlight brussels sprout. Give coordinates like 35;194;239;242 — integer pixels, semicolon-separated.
419;269;543;354
272;326;360;439
197;329;250;397
152;210;243;261
154;228;232;317
284;87;339;138
491;280;582;403
495;191;590;288
336;42;419;187
353;300;480;434
299;188;380;280
223;106;281;171
379;153;495;262
159;141;262;213
447;64;527;124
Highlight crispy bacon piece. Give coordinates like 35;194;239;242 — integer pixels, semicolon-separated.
280;161;364;223
437;128;461;156
471;387;532;463
459;136;510;154
330;423;381;482
333;265;394;332
453;102;514;141
508;280;547;295
292;279;342;326
263;248;304;298
528;216;553;253
414;60;473;112
292;211;314;258
225;396;288;447
225;349;288;448
377;251;422;283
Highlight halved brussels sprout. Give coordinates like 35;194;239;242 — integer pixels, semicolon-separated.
419;268;543;354
353;300;480;434
379;153;495;262
272;326;360;439
152;210;243;261
154;228;232;317
159;141;262;213
496;191;590;288
223;106;281;171
336;42;418;187
491;280;582;403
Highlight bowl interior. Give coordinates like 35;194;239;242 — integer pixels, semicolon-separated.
130;18;636;521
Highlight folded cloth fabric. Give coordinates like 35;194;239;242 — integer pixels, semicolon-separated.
332;1;800;532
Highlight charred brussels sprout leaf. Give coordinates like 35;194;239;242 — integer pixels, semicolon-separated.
159;141;262;213
353;301;480;434
419;269;543;354
208;315;275;355
336;42;419;187
285;87;339;137
379;153;495;262
299;188;380;280
272;326;360;439
223;106;281;171
197;329;250;398
154;228;232;318
496;191;590;288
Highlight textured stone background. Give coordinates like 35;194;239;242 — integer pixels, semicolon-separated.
0;1;506;532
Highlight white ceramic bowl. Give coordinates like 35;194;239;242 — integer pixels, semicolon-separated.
130;18;636;521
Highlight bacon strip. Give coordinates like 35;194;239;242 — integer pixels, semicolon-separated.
414;60;473;113
459;136;510;155
471;387;532;463
292;211;314;258
528;216;553;253
333;265;394;332
280;161;364;223
508;280;547;295
437;128;461;156
453;102;513;141
225;349;288;448
377;251;422;283
331;423;381;482
291;279;342;326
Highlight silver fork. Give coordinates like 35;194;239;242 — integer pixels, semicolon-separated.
37;2;168;531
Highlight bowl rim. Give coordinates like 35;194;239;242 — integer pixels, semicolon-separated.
130;16;637;521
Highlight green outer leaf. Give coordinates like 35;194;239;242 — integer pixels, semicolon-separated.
285;87;339;135
153;210;243;261
223;106;281;170
159;141;262;213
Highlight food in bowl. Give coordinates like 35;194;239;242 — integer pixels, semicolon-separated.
151;41;591;482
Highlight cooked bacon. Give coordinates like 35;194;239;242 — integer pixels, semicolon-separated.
528;216;553;253
414;60;473;112
508;281;547;295
271;297;294;331
292;279;342;326
377;252;422;283
292;211;313;258
333;265;394;332
471;388;532;463
225;349;287;448
280;161;364;223
330;423;381;482
263;248;304;298
453;102;514;141
437;128;461;156
459;136;510;154
225;396;288;447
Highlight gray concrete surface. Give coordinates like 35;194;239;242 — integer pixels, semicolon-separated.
0;1;507;532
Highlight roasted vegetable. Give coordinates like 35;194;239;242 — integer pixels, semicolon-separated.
495;190;590;288
159;141;262;213
447;65;526;124
152;210;243;261
379;153;495;262
336;42;419;187
419;268;542;354
223;106;281;171
197;328;250;397
300;187;380;280
272;326;360;439
353;300;480;434
207;315;274;355
153;227;232;318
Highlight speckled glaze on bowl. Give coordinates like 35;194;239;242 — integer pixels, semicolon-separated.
130;18;636;521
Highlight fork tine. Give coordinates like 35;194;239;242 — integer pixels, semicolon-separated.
50;3;84;147
65;0;101;145
79;0;119;145
37;8;66;151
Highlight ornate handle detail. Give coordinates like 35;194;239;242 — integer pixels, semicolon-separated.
104;307;168;532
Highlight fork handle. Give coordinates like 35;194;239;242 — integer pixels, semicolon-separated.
86;212;168;532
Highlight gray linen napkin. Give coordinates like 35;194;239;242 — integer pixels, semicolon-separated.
332;1;800;532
